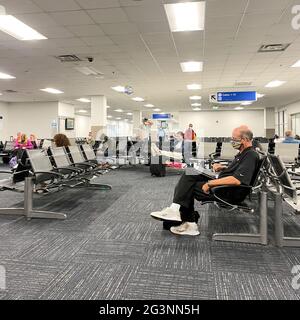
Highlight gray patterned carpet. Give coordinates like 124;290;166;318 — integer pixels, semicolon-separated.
0;165;300;300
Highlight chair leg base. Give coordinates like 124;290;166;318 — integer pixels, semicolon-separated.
0;208;67;220
27;210;67;220
281;237;300;248
213;233;267;245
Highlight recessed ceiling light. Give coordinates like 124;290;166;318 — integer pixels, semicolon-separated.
77;98;90;103
107;115;112;118
164;2;206;32
153;108;161;112
241;101;252;106
291;60;300;68
265;80;286;88
193;108;201;111
75;66;104;78
235;106;244;110
144;104;154;108
40;88;63;94
256;93;265;98
213;106;219;110
191;103;202;107
187;84;202;90
132;97;145;102
0;72;15;79
0;6;47;41
114;109;123;112
116;117;122;120
112;85;126;93
78;109;88;113
190;96;202;100
127;112;133;115
181;61;203;72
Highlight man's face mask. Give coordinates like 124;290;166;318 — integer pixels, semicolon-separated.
231;138;242;150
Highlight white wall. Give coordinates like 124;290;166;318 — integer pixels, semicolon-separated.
5;102;58;140
179;110;265;137
107;120;133;137
0;102;9;141
75;114;91;138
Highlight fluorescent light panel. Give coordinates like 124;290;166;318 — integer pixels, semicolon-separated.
153;108;161;112
78;109;88;113
114;109;123;112
127;112;133;115
40;88;63;94
241;101;252;106
291;60;300;68
191;103;201;107
193;108;201;111
257;93;265;98
164;2;206;32
235;106;244;110
0;72;15;79
187;83;202;90
144;104;154;108
112;85;126;93
265;80;286;88
107;115;112;118
181;61;203;72
0;14;47;41
190;96;202;100
132;97;144;102
77;98;90;103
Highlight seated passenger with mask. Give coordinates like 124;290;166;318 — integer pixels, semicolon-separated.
150;126;259;236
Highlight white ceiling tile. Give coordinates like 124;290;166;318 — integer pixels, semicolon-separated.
120;0;162;6
15;13;58;28
81;36;115;46
123;5;166;22
67;25;105;37
0;0;42;14
32;0;81;11
87;8;128;23
52;38;87;47
76;0;120;9
100;23;138;35
50;11;95;26
38;26;75;38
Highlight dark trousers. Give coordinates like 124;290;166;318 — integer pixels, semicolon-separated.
173;169;216;222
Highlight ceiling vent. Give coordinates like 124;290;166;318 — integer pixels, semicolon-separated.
55;54;83;62
235;81;252;87
258;43;290;53
4;89;17;93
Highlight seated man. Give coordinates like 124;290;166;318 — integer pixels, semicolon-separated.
282;130;300;144
150;126;259;236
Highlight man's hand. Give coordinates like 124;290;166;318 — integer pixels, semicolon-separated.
212;163;226;172
202;183;210;194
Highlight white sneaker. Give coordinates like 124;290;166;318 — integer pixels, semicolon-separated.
150;207;182;222
170;222;200;236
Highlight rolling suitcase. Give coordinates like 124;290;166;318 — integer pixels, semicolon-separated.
150;155;166;177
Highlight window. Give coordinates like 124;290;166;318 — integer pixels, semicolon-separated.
291;113;300;136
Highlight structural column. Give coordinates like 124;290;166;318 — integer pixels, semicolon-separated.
91;95;107;139
264;107;275;138
133;110;142;137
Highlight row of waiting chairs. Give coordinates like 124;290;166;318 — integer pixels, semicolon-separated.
194;142;300;164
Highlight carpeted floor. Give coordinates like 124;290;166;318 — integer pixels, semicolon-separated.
0;165;300;300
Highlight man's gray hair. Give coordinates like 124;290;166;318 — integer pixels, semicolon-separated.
240;128;253;141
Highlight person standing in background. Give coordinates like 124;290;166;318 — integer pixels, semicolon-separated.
184;124;197;163
30;134;38;149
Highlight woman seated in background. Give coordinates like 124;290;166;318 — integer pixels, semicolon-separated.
29;134;38;149
53;134;71;148
14;134;33;150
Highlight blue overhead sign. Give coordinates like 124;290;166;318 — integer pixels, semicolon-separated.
152;113;172;120
217;91;257;102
